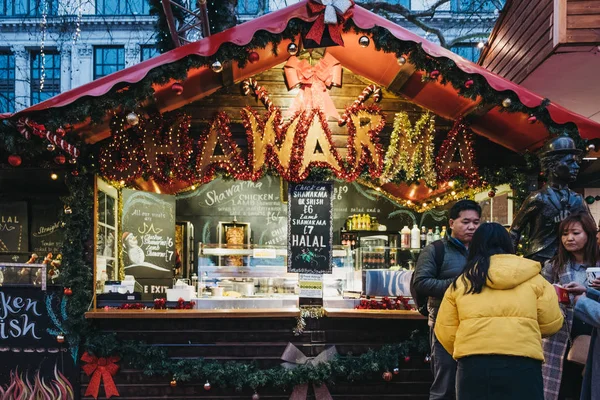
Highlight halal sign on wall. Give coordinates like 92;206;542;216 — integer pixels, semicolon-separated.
288;182;333;274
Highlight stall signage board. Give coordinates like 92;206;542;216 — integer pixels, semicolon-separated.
288;182;333;274
0;287;77;397
0;201;28;253
299;274;323;298
31;201;64;255
122;189;176;297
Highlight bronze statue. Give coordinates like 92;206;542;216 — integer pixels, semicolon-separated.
510;136;590;262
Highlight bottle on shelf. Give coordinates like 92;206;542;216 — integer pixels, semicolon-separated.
420;226;427;248
433;226;441;241
411;224;420;249
426;228;434;245
441;226;447;239
401;226;411;249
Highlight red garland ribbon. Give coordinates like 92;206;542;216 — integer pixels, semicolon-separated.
81;352;120;399
306;0;354;46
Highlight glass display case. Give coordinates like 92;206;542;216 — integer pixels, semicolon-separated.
195;244;357;309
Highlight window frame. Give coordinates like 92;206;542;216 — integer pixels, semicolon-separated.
0;52;15;114
93;46;125;80
140;45;159;62
450;0;497;13
30;50;61;105
450;43;482;63
95;0;150;16
0;0;58;16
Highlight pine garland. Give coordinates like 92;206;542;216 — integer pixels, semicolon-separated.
83;330;428;391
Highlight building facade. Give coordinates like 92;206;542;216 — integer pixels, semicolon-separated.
0;0;501;113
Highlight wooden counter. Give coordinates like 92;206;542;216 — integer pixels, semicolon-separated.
83;308;431;399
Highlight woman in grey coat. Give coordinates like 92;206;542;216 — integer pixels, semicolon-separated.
565;282;600;400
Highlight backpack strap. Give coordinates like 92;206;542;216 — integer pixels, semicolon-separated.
432;240;445;276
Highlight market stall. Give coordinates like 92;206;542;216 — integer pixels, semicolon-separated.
2;1;600;399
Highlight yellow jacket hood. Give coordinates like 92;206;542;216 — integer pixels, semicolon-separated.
486;254;541;290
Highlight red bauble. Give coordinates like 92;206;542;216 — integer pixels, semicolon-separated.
488;190;496;198
8;154;22;167
528;115;537;124
71;170;79;176
429;70;440;79
56;334;65;343
64;288;73;296
54;155;66;165
56;127;66;137
382;371;393;382
248;51;260;63
171;82;184;95
404;356;411;363
204;381;211;391
465;79;474;88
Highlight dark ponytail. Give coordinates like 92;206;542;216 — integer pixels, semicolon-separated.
453;222;515;294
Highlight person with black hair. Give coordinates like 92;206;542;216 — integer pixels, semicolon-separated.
434;223;563;400
413;199;481;400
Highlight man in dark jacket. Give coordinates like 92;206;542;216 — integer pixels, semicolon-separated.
413;200;481;400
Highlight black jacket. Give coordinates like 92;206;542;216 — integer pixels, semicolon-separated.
413;237;468;327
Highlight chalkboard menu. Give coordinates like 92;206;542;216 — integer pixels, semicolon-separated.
30;201;64;255
288;182;333;274
0;202;28;253
121;189;176;285
0;287;77;398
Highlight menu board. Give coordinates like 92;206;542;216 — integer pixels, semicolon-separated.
0;202;28;253
30;201;64;255
0;287;77;398
121;189;176;286
288;182;333;274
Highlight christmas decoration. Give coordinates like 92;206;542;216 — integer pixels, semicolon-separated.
170;379;177;387
380;112;437;187
429;70;440;79
436;118;481;187
241;79;384;183
171;82;184;95
126;112;139;126
47;143;56;151
425;355;431;363
81;352;120;399
71;170;79;176
306;0;354;46
64;206;72;215
358;35;370;47
54;154;66;164
64;287;73;296
284;53;342;120
252;393;260;400
404;356;411;363
281;343;337;398
287;42;299;55
528;115;537;124
488;190;496;198
204;381;211;391
211;60;223;73
248;51;260;63
382;371;393;381
56;334;65;343
14;117;80;158
502;98;512;108
7;154;22;166
338;84;381;126
585;195;595;205
68;158;77;164
588;144;596;151
56;126;66;137
465;79;474;88
393;367;400;375
397;56;406;65
355;296;412;310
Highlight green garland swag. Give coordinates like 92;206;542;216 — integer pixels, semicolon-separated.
84;330;428;391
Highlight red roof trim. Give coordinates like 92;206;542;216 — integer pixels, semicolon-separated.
4;0;600;141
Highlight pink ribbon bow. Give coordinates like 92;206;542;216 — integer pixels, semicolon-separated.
284;53;342;120
281;343;338;400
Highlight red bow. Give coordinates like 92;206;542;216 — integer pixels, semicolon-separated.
306;0;354;46
81;352;121;399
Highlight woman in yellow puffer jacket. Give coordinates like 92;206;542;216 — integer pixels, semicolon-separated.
435;222;564;400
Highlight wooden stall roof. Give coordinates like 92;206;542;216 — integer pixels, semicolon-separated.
2;0;600;151
479;0;600;123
